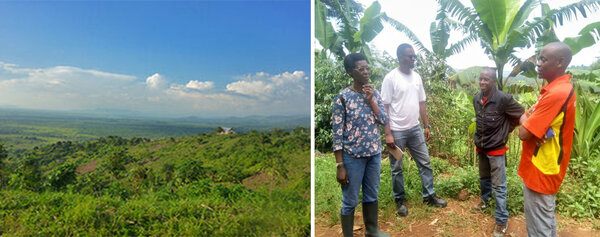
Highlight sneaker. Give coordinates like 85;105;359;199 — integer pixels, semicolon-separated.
423;194;447;208
493;223;507;237
471;200;489;211
395;199;408;216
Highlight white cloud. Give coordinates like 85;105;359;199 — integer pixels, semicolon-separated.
0;62;145;111
226;80;272;98
226;71;309;101
0;62;309;116
185;80;214;90
146;73;167;89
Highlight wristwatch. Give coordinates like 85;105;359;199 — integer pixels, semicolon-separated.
336;162;344;168
424;125;431;129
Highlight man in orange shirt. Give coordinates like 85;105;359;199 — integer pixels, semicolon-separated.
518;42;576;236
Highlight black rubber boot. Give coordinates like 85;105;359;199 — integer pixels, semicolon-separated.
395;199;408;216
363;202;390;237
341;212;354;237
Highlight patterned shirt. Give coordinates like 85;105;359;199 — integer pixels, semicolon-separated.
332;87;387;158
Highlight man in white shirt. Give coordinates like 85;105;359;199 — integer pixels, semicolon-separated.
381;43;447;217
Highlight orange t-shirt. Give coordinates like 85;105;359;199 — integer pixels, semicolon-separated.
518;74;576;195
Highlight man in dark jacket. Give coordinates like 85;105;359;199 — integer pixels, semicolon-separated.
472;68;524;237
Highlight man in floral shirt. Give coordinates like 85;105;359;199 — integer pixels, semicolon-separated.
332;53;388;237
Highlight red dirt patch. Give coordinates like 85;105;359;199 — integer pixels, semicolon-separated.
148;143;168;151
316;197;600;236
76;159;98;174
242;171;279;190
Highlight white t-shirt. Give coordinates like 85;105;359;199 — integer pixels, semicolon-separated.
380;68;426;131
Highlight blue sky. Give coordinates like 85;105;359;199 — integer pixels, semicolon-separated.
0;1;310;117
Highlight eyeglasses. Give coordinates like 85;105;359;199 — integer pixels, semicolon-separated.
354;66;371;72
404;54;418;59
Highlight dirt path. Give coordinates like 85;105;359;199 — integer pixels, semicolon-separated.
316;197;600;237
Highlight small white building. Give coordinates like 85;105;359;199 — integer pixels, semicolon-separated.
218;127;236;135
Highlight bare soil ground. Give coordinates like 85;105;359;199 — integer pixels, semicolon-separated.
316;197;600;237
76;159;98;174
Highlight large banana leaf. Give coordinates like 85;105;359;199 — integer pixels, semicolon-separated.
448;66;484;87
564;21;600;55
315;1;343;57
431;10;451;56
354;1;384;43
471;0;521;49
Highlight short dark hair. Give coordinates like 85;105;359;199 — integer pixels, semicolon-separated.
396;43;413;60
343;53;367;72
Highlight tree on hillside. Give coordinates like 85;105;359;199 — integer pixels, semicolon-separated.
10;155;42;191
0;142;7;188
45;161;77;190
438;0;600;90
103;150;129;178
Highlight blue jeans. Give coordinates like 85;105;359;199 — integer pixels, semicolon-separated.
478;152;509;225
389;125;435;200
340;151;382;215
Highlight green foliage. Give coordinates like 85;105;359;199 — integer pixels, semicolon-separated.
572;83;600;159
315;0;384;60
174;159;206;184
564;21;600;55
438;0;600;89
45;161;77;190
0;109;307;154
558;149;600;218
0;129;309;236
101;149;130;178
8;155;42;191
416;53;456;83
0;142;7;187
314;53;350;152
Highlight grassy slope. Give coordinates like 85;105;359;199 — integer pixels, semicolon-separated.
0;130;310;236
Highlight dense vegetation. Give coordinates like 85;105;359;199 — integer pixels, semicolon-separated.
0;128;310;236
315;0;600;224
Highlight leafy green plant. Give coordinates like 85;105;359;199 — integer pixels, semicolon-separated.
45;161;77;190
572;83;600;159
438;0;600;89
315;0;384;60
8;155;41;191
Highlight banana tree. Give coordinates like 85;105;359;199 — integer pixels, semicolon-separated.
315;0;384;61
564;21;600;55
438;0;600;90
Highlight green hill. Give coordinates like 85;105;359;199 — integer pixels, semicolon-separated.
0;128;310;236
0;108;309;155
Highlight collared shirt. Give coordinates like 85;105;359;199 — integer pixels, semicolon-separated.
518;74;576;194
332;87;387;158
